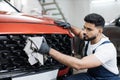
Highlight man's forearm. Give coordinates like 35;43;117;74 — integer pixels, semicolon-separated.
49;48;102;70
49;48;82;70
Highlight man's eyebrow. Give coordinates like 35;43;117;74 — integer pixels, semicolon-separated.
83;26;92;30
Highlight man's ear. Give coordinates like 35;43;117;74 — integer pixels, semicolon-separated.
97;27;103;33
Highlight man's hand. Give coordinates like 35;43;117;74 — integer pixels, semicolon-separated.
38;40;50;55
54;21;71;29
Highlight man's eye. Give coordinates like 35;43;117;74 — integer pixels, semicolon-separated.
87;28;92;31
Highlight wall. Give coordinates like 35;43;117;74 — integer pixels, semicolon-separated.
70;0;90;27
90;0;120;23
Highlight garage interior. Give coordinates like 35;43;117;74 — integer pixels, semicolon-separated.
2;0;120;26
0;0;120;80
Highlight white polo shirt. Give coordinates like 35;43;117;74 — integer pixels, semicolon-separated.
86;36;119;75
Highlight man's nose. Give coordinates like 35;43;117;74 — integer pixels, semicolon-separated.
81;30;87;38
82;29;87;34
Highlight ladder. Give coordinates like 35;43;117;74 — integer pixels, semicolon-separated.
38;0;67;22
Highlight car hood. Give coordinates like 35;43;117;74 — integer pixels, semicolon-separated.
0;14;73;37
0;14;54;24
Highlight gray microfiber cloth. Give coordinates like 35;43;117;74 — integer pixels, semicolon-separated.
24;36;45;65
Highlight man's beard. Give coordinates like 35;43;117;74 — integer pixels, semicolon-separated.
83;35;96;41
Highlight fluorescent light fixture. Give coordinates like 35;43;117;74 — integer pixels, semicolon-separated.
91;0;115;4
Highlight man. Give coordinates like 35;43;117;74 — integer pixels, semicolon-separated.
38;13;120;80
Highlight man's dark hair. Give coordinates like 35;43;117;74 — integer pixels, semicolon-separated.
84;13;105;28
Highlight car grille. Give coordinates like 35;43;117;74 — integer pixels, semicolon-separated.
0;34;72;76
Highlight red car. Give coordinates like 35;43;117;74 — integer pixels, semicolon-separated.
0;13;74;80
0;1;75;80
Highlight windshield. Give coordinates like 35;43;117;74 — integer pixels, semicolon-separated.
0;0;19;14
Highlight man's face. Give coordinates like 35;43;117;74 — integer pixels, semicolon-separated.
83;22;101;41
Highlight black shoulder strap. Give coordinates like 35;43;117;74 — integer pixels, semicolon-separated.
84;41;89;56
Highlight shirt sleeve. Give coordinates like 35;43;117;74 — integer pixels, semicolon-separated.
94;43;117;64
